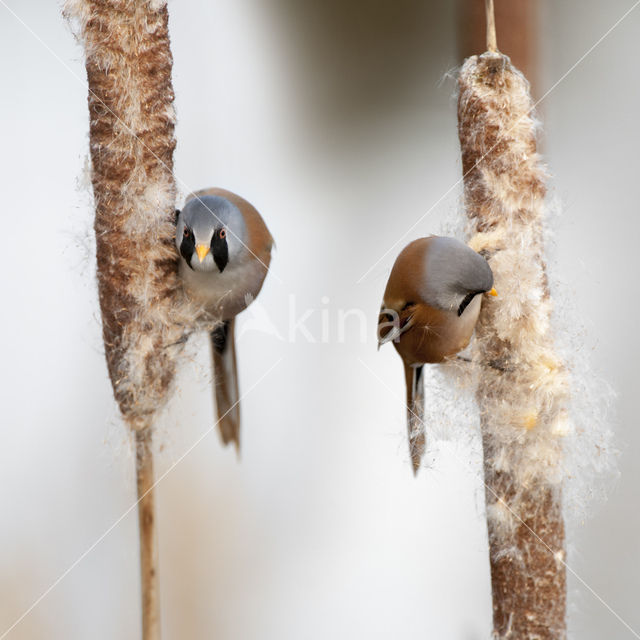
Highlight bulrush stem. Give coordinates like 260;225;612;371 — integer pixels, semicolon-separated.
135;428;160;640
485;0;498;52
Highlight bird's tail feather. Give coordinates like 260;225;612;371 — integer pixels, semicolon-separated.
404;363;426;475
210;319;240;453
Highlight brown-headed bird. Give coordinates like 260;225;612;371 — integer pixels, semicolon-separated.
378;236;496;474
176;188;273;452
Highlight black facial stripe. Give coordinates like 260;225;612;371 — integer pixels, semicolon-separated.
211;228;229;273
180;228;196;269
457;291;483;317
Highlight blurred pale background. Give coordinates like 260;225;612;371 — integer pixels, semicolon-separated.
0;1;638;638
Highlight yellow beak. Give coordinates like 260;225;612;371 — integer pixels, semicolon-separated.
488;287;498;297
195;244;210;263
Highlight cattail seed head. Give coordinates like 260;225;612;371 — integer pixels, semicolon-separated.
65;0;196;430
458;51;568;639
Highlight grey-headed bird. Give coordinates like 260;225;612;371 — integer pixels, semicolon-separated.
176;188;273;451
377;236;496;474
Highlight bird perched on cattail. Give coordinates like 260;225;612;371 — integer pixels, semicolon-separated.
378;236;496;473
176;188;273;451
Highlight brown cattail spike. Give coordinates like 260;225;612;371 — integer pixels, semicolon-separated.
458;52;569;639
65;0;194;431
64;1;196;637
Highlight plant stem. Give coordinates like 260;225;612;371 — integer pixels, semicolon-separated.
485;0;498;52
136;428;160;640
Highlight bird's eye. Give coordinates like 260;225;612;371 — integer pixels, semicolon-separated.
183;227;190;237
219;228;226;239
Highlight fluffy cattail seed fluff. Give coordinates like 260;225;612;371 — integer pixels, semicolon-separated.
458;51;569;639
65;0;195;432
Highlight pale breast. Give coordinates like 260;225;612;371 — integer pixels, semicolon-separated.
179;259;269;321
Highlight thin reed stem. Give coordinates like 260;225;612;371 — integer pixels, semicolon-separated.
136;429;160;640
485;0;498;52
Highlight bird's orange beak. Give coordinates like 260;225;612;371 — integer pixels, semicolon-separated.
488;288;498;297
195;244;210;263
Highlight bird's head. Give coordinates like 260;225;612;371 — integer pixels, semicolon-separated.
175;195;248;273
422;236;496;316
